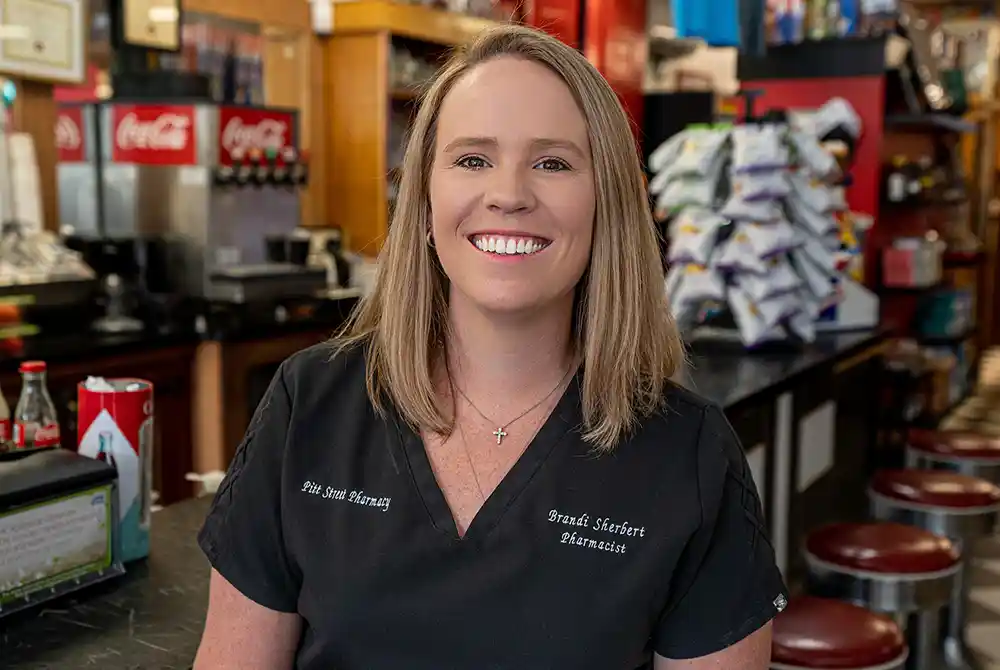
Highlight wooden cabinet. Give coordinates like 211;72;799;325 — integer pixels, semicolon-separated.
0;345;197;505
321;2;501;253
193;330;332;473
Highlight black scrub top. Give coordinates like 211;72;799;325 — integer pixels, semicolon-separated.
198;344;787;669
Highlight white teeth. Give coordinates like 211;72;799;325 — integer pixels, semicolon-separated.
470;234;549;256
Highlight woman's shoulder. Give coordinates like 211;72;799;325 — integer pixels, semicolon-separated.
280;340;370;407
631;382;739;463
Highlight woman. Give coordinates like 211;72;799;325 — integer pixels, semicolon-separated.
195;24;785;670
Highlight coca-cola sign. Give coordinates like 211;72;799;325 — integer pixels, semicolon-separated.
111;105;198;165
218;106;296;165
55;106;84;162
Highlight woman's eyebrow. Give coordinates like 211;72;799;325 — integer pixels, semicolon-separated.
443;137;498;152
530;138;586;158
442;136;585;158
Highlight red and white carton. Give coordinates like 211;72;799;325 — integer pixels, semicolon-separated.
77;377;154;562
111;104;198;165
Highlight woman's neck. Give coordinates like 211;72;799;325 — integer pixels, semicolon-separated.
444;291;576;406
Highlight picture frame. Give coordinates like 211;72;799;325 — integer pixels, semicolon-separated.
120;0;181;52
0;0;87;84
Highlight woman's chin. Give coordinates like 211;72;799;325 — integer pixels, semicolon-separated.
452;287;555;318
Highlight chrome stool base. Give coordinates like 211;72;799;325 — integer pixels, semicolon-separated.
805;554;958;670
941;636;984;670
870;491;1000;670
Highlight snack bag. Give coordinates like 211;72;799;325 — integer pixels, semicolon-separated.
787;130;838;178
786;190;839;237
719;193;784;222
789;171;844;213
730;170;791;201
715;229;769;275
659;127;731;181
791;247;836;301
741;220;799;259
667;208;728;266
731;124;789;173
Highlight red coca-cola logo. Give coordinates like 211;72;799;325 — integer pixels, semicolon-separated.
14;421;60;447
218;106;295;165
221;118;287;153
111;105;198;165
55;106;85;162
116;112;191;151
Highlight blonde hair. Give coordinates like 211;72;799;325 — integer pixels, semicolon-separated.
334;24;685;451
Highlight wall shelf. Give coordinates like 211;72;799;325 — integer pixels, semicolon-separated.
321;4;504;254
330;1;501;46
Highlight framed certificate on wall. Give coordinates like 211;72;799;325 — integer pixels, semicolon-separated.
0;0;87;83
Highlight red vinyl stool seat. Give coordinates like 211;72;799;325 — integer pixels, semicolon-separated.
867;470;1000;669
908;428;1000;461
771;596;907;669
870;469;1000;510
806;522;960;575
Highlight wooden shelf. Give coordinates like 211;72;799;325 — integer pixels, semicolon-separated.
331;1;502;46
321;3;504;254
885;113;978;134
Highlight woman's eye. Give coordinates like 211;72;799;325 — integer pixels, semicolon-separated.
456;155;489;170
536;158;570;172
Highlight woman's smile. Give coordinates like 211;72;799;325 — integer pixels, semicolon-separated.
468;231;552;259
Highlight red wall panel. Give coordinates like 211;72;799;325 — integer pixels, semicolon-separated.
739;76;886;218
522;0;582;49
583;0;647;134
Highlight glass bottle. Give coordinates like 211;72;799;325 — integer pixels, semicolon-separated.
13;360;60;448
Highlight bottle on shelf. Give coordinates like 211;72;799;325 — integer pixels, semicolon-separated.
904;157;924;202
13;360;60;449
886;155;909;204
0;380;10;444
221;38;239;104
916;155;936;201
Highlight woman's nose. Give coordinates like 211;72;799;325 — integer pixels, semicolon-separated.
484;167;535;214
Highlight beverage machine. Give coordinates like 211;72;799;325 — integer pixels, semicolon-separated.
57;101;323;304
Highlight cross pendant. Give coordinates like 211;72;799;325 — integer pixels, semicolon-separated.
493;427;507;445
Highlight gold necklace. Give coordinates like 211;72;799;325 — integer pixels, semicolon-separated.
453;366;575;446
456;402;553;504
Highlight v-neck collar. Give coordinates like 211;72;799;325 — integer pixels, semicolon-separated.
396;372;582;544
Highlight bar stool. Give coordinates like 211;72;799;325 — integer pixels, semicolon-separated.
869;469;1000;670
771;596;908;670
805;521;960;670
907;428;1000;484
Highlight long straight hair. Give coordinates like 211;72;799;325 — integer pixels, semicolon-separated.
334;24;685;451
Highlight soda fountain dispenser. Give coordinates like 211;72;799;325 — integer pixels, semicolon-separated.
56;101;322;303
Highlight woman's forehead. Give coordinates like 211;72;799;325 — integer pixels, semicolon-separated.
436;57;588;147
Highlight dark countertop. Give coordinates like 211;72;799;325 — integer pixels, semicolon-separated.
685;329;887;410
0;330;200;372
0;293;361;371
0;329;888;668
2;497;213;669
